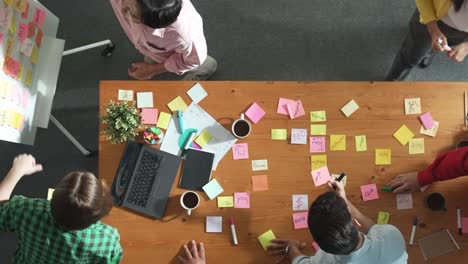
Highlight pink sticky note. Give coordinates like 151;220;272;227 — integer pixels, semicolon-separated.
419;112;435;129
0;33;4;44
21;2;29;19
311;166;331;187
312;241;320;251
360;184;379;201
33;7;46;26
310;137;326;153
141;108;158;124
232;143;249;160
277;98;296;115
27;21;35;38
396;193;413;210
462;217;468;234
245;103;266;124
287;100;305;119
234;192;250;208
293;212;308;229
17;22;27;41
191;142;202;150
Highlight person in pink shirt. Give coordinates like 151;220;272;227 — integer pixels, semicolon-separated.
111;0;217;80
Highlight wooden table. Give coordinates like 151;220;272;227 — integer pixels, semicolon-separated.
99;81;468;264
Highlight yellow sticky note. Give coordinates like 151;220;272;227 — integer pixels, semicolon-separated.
409;138;424;155
8;111;23;129
16;64;23;81
377;211;390;225
217;196;234;208
310;124;326;135
3;0;13;6
8;15;16;34
258;230;276;250
25;69;32;87
311;155;327;170
167;96;188;112
310;111;326;122
47;188;55;200
420;121;439;137
271;129;287;140
14;0;27;12
393;125;415;146
375;149;391;165
355;135;367;152
330;135;346;151
6;38;15;56
156;111;171;129
195;130;212;147
30;47;39;64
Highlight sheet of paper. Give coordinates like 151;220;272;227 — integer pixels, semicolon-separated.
118;89;134;101
245;102;266;124
393;125;415;146
310;137;326;153
355;135;367;152
396;193;413;210
293;212;308;229
206;216;222;233
361;184;379;201
409;138;424;155
341;99;359;117
292;194;309;211
33;7;46;26
232;143;249;160
286;100;305;119
252;175;269;191
202;179;224;200
330;135;346;151
311;166;331;187
195;130;212;147
404;98;421;115
47;188;55;200
141;108;158;124
463;217;468;234
271;129;287;140
310;124;326;135
234;192;250;208
377;211;390;225
217;196;234;208
136;92;153;108
277;98;295;115
310;111;326;122
419;112;435;129
251;160;268;172
17;22;27;41
291;128;307;144
167;96;188;112
420;121;439;137
187;83;208;103
375;149;391;165
311;155;327;170
258;230;276;250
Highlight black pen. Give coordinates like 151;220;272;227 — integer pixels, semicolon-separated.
334;172;346;190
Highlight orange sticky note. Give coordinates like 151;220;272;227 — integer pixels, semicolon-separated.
252;175;268;192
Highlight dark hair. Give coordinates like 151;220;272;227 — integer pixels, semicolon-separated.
51;172;113;231
137;0;182;29
308;192;360;255
454;0;466;12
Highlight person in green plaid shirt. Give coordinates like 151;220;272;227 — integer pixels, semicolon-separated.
0;154;122;263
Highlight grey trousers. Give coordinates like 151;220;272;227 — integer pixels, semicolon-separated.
386;10;468;81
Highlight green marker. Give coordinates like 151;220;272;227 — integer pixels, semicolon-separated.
381;186;393;192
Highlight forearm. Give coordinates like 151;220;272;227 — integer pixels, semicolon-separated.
288;246;305;262
149;63;168;76
0;169;22;201
346;199;375;234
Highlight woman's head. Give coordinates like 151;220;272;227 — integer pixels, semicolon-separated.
122;0;182;28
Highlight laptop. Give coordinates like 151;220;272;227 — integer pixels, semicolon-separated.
111;140;182;219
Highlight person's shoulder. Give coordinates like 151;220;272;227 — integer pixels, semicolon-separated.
5;195;49;211
96;222;121;240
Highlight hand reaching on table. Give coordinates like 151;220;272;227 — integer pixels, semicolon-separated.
178;240;206;264
387;172;420;193
267;239;307;263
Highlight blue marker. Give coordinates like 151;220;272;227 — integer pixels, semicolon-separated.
177;110;185;134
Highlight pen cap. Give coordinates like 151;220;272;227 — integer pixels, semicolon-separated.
230;216;235;225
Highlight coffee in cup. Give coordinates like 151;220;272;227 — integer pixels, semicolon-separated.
232;113;251;138
180;191;200;215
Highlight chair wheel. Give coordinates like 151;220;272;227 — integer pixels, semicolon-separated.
101;44;115;57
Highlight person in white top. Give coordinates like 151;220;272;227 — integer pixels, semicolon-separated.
267;179;408;264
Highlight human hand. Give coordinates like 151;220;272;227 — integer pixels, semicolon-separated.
178;240;206;264
128;62;155;80
267;239;306;263
10;154;42;178
426;21;449;52
448;42;468;62
327;178;346;200
387;172;420;193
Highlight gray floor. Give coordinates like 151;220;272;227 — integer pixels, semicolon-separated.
1;0;468;262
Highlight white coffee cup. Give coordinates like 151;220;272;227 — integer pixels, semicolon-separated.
180;191;200;216
231;113;251;138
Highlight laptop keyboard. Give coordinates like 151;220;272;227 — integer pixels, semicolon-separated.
126;150;163;208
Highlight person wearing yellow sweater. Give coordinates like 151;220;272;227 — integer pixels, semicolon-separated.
386;0;468;81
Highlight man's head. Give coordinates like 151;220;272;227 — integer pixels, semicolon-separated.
122;0;182;28
51;172;113;231
308;192;360;255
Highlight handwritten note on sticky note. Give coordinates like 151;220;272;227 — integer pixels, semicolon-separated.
404;98;421;115
375;149;391;165
419;112;435;129
202;179;224;200
360;184;379;201
462;218;468;234
377;211;390;225
3;56;20;78
420;121;439;137
6;37;15;56
311;166;331;187
141;108;158;124
217;196;234;208
271;129;287;140
258;230;276;250
277;98;295;115
341;99;359;117
287;100;305;119
409;138;424;155
291;128;307;144
355;135;367;152
252;159;268;171
234;192;250;208
293;212;308;229
0;8;12;29
292;194;308;211
157;112;171;129
206;216;222;233
118;89;134;101
396;193;413;210
167;96;188;112
232;143;249;160
33;7;46;26
393;125;415;146
252;175;269;192
195;130;212;147
186;83;207;103
310;111;326;122
47;188;55;200
330;135;346;151
310;124;326;135
311;155;327;170
310;137;326;153
20;38;33;57
245;102;266;124
14;0;27;12
17;22;27;41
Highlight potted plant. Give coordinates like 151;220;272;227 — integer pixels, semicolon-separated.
100;100;141;144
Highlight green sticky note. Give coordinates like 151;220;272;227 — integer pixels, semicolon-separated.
271;129;287;140
377;211;390;225
310;124;326;135
355;135;367;152
157;112;171;130
258;230;276;250
195;130;212;147
310;111;326;122
217;196;234;208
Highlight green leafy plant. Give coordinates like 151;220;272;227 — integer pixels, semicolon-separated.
100;100;141;144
